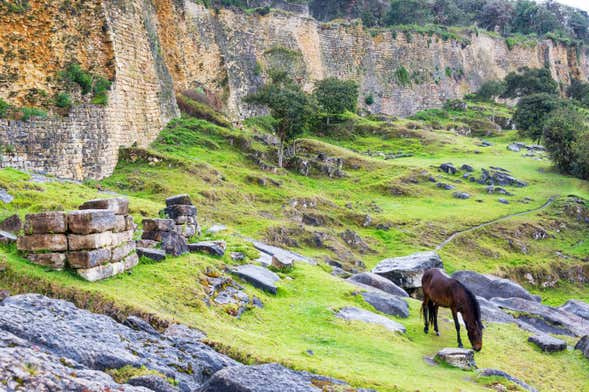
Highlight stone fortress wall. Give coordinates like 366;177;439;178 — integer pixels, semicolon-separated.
0;0;587;180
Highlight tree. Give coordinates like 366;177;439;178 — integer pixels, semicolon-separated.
432;0;464;26
572;133;589;180
512;0;560;35
513;93;561;141
385;0;433;25
479;0;513;34
502;67;559;98
567;79;589;108
475;80;506;101
313;78;359;125
245;71;314;168
542;107;586;174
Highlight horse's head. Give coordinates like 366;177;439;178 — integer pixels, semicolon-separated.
466;320;483;352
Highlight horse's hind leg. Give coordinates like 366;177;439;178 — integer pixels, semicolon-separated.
451;307;463;348
422;298;429;334
432;304;440;336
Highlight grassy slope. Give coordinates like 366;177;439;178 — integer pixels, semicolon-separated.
1;108;589;391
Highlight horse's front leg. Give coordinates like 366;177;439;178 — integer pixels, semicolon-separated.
433;304;440;336
451;307;463;348
422;298;429;334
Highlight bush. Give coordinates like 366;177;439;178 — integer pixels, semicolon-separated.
313;78;359;121
543;107;589;178
502;67;559;98
475;80;506;101
176;93;231;128
54;93;72;109
365;94;374;106
513;93;562;141
394;66;411;87
61;63;93;95
20;107;47;121
0;98;10;118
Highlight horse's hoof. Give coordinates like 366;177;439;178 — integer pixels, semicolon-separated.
424;328;429;334
435;331;440;336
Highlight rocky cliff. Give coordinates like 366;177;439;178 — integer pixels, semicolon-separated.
0;0;588;180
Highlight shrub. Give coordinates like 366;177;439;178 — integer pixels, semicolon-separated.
394;66;411;87
61;63;93;95
313;78;359;122
20;107;47;121
54;92;72;109
502;67;559;98
365;94;374;105
0;98;10;118
513;93;561;141
176;93;231;128
475;80;506;102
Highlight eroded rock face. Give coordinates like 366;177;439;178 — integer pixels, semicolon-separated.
491;297;589;337
434;348;476;370
360;291;409;318
452;270;540;302
560;299;589;321
372;251;443;290
528;334;566;352
477;297;515;324
0;294;237;391
575;336;589;359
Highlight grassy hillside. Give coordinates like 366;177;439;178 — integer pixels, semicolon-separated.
1;103;589;391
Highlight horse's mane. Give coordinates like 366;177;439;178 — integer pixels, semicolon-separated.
457;282;482;329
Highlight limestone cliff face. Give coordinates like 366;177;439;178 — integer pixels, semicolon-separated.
0;0;587;180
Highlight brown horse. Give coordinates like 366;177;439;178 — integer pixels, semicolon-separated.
421;268;483;351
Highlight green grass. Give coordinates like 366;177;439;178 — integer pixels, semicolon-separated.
1;104;589;391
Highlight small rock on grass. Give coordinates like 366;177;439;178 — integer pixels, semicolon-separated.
528;334;566;352
434;348;476;370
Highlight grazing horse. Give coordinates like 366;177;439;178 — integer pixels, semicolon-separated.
421;268;483;351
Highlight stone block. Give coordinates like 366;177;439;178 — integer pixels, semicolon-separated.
113;215;127;232
27;253;66;270
0;214;22;233
111;241;136;262
165;194;192;206
136;239;159;249
67;210;116;235
76;253;137;282
123;252;139;270
68;248;112;269
125;215;134;231
68;232;112;251
111;230;134;247
142;231;163;241
0;230;17;244
175;224;196;238
79;198;129;215
164;205;197;220
142;219;174;233
137;247;166;262
23;212;67;234
17;234;68;252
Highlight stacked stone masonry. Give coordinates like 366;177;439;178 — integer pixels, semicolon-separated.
16;198;138;282
163;194;200;239
0;0;588;180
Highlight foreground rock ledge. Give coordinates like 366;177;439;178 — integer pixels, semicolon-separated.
0;294;365;391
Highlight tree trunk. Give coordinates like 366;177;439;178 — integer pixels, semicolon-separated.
278;139;284;168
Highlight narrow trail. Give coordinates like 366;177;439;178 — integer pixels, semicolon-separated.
435;195;559;251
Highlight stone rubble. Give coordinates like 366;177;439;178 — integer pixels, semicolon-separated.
16;198;137;281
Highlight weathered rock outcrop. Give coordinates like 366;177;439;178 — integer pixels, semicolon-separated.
452;270;540;302
1;1;588;180
0;294;364;391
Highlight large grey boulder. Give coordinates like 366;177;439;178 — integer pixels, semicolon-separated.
197;363;350;392
491;297;589;337
0;294;237;391
478;369;538;392
0;330;146;392
336;307;406;333
161;230;188;256
452;270;540;302
372;251;443;290
434;348;476;370
560;299;589;321
477;297;515;324
575;336;589;359
347;272;409;297
528;334;567;352
360;291;409;318
189;241;226;257
232;264;280;294
127;374;177;392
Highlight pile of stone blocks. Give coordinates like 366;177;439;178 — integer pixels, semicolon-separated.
141;218;188;256
162;194;199;239
16;198;138;282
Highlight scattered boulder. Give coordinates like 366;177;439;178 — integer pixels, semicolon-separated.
491;297;589;337
198;363;351;392
207;224;227;234
231;252;245;262
127;375;176;392
434;348;476;370
252;240;316;265
373;251;443;290
340;229;371;253
272;255;294;270
575;336;589;359
507;143;521;152
453;192;470;199
559;299;589;321
0;214;21;233
528;334;566;352
478;369;538;392
498;198;509;204
189;241;226;257
436;182;455;190
451;270;540;302
137;247;166;262
360;291;409;318
347;272;409;297
440;163;457;175
479;168;527;187
165;194;192;206
0;189;13;204
335;306;406;333
460;164;474;172
232;264;280;294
